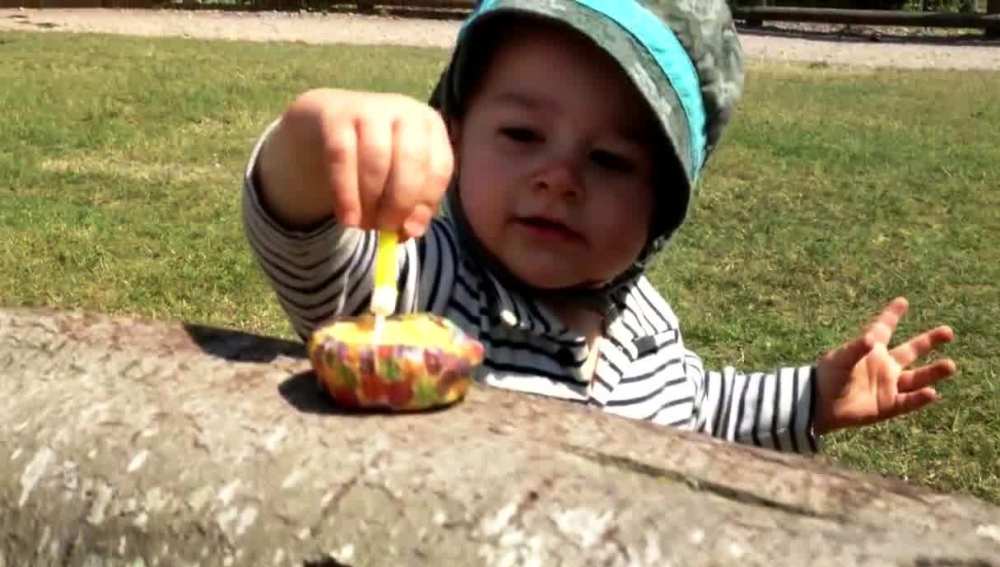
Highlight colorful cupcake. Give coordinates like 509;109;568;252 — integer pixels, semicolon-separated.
308;313;484;411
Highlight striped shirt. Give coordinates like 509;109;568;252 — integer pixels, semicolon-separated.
242;127;820;454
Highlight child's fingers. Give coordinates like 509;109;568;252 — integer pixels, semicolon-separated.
325;124;362;227
426;110;455;190
888;387;940;419
890;325;954;367
377;116;430;230
865;297;908;345
401;203;435;240
824;332;874;371
400;113;453;240
354;113;394;230
897;358;957;392
871;342;898;411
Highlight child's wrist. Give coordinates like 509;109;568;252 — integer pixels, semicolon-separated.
811;366;833;436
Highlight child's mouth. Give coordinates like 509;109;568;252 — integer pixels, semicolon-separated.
515;216;582;242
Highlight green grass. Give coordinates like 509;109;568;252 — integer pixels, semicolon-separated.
1;31;998;503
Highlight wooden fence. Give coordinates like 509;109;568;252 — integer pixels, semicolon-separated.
734;4;1000;33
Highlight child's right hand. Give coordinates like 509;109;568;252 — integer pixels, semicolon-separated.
257;88;454;239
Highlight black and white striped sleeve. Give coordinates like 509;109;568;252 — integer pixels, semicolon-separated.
241;121;424;340
687;352;820;454
625;277;821;453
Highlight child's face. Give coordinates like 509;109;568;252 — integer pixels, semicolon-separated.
453;21;657;291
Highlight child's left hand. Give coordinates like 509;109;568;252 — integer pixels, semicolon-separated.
814;297;957;435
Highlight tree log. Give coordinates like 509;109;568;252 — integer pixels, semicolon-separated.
1;308;998;566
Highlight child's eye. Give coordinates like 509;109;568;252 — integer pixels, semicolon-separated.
499;127;541;143
590;150;635;173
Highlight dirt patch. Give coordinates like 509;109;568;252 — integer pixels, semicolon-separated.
0;7;998;70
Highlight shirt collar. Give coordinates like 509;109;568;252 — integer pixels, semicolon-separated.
481;270;586;345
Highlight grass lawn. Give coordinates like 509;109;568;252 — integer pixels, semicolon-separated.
1;30;997;503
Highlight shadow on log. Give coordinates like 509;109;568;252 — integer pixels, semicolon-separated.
1;308;998;566
183;322;305;363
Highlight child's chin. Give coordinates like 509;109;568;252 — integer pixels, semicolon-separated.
509;267;589;291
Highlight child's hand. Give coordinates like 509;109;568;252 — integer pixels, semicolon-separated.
814;297;957;435
258;88;454;238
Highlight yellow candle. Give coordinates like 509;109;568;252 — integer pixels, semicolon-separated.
370;230;398;319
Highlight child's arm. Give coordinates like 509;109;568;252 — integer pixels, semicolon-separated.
686;357;819;452
242;89;454;339
687;297;956;452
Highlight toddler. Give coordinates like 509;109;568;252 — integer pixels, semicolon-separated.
243;0;956;453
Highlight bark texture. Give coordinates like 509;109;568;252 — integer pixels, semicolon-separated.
1;308;998;566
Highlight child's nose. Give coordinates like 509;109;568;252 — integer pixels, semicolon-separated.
532;158;584;199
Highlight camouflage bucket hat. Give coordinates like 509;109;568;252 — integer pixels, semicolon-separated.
432;0;744;241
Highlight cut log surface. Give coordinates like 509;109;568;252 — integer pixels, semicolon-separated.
0;308;998;566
